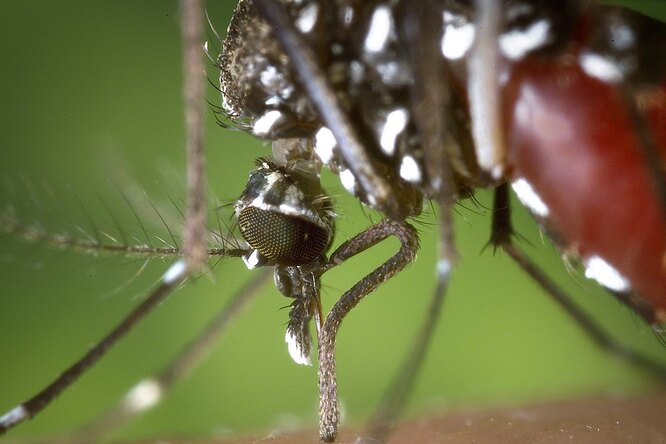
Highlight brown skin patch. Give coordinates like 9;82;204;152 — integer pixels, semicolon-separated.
138;390;666;444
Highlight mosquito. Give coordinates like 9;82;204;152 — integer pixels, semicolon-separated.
0;0;660;444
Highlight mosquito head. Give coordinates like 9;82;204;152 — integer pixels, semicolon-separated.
235;158;335;269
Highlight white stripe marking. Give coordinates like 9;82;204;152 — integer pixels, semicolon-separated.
340;169;356;194
0;405;27;428
380;109;408;156
124;379;163;413
399;155;422;183
584;256;631;293
285;330;312;366
315;127;336;164
364;6;392;53
512;178;549;218
253;110;283;136
163;259;187;284
242;249;261;270
441;12;476;60
499;19;551;60
579;52;624;84
296;2;319;34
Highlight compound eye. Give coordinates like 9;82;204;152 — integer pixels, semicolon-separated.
238;206;330;266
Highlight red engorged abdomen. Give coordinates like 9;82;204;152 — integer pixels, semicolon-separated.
504;58;666;316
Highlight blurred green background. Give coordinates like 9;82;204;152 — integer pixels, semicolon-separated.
0;1;664;442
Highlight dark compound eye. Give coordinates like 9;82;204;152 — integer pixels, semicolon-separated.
238;206;330;266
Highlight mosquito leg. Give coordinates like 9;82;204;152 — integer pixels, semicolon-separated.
0;234;246;429
0;261;189;435
180;0;208;273
316;220;419;442
362;6;457;438
363;197;456;443
468;0;506;179
491;183;666;377
68;269;270;441
0;0;213;434
367;253;451;443
0;246;247;435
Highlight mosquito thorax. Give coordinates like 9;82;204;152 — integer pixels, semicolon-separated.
220;0;452;220
235;158;335;269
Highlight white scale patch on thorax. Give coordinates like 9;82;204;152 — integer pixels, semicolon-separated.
399;155;422;184
259;66;294;106
253;110;284;136
315;126;336;164
499;19;551;60
380;108;408;156
296;2;319;34
364;5;393;54
441;11;476;60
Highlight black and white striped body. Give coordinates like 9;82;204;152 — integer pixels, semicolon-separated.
221;0;666;306
220;0;583;217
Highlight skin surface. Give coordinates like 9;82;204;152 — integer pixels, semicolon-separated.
144;390;666;444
